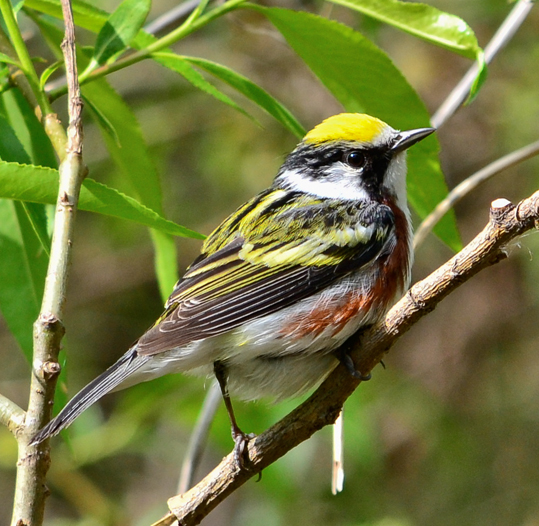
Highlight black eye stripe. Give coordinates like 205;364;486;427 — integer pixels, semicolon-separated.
279;143;393;186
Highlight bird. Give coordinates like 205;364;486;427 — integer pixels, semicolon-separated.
31;113;434;458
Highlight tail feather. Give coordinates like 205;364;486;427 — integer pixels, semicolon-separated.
31;348;148;445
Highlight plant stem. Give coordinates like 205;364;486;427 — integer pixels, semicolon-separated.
414;139;539;248
50;0;247;99
0;7;67;159
10;0;85;524
0;0;53;116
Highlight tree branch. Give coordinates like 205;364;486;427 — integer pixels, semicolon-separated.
414;139;539;249
150;191;539;526
10;1;84;525
0;393;25;436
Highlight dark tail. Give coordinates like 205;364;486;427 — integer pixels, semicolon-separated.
31;348;149;445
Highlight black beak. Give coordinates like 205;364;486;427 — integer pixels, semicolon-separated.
390;127;435;154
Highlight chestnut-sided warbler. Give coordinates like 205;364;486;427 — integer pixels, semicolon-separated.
32;113;434;453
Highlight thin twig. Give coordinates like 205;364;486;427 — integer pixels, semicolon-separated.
414;139;539;249
144;0;202;35
10;1;84;525
0;394;25;436
149;191;539;526
178;381;222;494
431;0;534;129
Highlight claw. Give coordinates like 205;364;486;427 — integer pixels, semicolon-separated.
339;351;371;381
232;431;256;470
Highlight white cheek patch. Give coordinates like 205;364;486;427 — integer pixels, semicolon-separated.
284;169;370;201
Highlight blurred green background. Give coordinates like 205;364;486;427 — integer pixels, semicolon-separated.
2;0;539;525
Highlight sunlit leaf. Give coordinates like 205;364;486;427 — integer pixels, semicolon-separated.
24;0;109;32
152;52;254;122
0;161;204;240
325;0;485;99
184;56;305;138
92;0;151;67
329;0;481;59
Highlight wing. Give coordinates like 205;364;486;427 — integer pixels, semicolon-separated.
136;189;395;356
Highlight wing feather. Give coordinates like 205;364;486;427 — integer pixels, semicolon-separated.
136;191;395;356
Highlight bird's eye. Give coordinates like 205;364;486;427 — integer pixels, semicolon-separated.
343;150;366;169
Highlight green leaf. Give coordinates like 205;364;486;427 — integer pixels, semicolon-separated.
0;108;31;165
82;79;179;299
91;0;151;68
28;3;304;136
24;0;110;33
0;98;49;362
0;200;47;361
82;93;121;147
0;161;204;240
0;92;52;251
253;6;460;251
0;51;21;67
328;0;481;60
39;59;63;90
325;0;486;100
184;56;305;139
152;52;254;122
2;89;57;169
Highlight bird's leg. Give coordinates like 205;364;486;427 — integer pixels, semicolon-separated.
213;361;255;469
335;342;372;381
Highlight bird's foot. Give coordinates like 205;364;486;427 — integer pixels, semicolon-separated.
339;351;371;381
233;430;256;470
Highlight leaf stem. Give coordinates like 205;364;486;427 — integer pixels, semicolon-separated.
50;0;247;99
0;0;53;116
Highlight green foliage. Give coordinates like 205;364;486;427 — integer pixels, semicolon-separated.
90;0;151;68
0;161;203;239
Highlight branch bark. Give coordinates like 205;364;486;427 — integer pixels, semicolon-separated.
10;1;84;525
150;192;539;526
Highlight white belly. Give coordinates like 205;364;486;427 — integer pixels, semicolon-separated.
123;271;398;400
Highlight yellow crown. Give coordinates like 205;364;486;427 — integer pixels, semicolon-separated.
304;113;388;145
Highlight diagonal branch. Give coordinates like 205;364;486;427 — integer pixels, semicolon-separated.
151;191;539;526
414;139;539;249
0;393;25;436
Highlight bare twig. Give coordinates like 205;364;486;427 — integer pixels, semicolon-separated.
10;1;84;525
144;0;202;35
414;139;539;248
148;191;539;526
431;0;535;129
0;393;25;436
178;381;222;494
